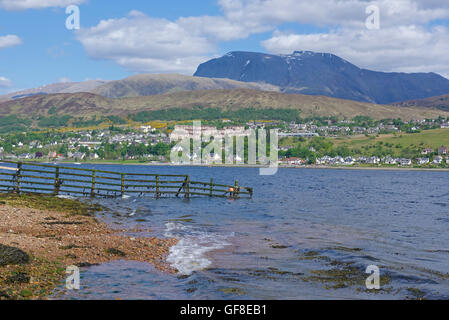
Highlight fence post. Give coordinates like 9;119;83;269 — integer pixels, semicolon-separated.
210;178;213;197
186;175;190;199
16;162;22;194
121;173;125;197
156;175;160;199
53;167;60;196
234;180;239;199
91;170;96;197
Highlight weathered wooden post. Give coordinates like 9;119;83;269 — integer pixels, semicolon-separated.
90;170;96;197
237;182;241;199
121;173;125;197
186;175;190;199
249;187;253;198
16;162;22;194
210;178;213;197
53;166;60;196
156;175;160;199
234;180;239;199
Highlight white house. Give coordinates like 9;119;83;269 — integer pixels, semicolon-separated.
367;156;380;164
416;158;430;165
421;148;434;155
433;156;443;165
141;125;155;133
343;157;355;165
384;156;397;165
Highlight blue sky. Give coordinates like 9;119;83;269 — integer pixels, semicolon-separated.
1;0;449;93
0;1;226;90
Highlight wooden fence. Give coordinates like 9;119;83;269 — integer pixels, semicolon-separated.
0;161;253;199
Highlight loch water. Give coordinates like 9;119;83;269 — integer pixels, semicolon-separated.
52;165;449;300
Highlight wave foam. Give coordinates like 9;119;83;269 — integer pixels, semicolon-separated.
165;222;232;275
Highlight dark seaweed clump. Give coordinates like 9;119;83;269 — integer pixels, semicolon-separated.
105;248;126;257
0;244;30;266
5;272;30;285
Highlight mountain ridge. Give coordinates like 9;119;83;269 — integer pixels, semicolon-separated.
0;74;280;102
0;80;107;103
91;74;280;98
194;51;449;104
393;94;449;111
1;89;448;122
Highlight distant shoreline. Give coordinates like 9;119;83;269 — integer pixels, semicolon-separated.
300;165;449;172
26;160;449;172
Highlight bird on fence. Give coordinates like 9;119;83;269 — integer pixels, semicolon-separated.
54;179;64;195
225;187;235;197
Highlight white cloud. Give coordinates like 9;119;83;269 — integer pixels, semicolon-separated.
227;0;449;78
76;12;221;74
0;35;22;49
75;1;449;77
218;0;449;28
178;15;269;41
0;76;12;88
76;7;274;74
0;0;87;10
262;26;449;78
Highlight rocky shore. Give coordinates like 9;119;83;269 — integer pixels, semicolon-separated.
0;193;177;300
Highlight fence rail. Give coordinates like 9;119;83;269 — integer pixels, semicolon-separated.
0;161;253;199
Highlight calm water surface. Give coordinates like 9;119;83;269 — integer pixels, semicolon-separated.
53;165;449;300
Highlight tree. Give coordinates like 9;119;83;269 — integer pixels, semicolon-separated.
57;144;68;156
48;106;57;115
152;142;170;156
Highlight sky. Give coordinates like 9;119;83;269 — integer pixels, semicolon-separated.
1;0;449;94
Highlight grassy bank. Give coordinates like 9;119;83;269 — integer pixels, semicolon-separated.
0;193;102;216
333;128;449;157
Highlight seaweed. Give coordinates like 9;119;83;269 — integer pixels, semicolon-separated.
105;248;126;257
0;244;30;266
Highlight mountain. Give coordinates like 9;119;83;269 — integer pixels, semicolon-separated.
194;51;449;104
1;89;447;122
0;92;112;116
0;80;107;103
91;74;280;98
0;74;279;103
393;94;449;111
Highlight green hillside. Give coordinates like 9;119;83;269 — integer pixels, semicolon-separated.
1;89;449;132
332;129;449;158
